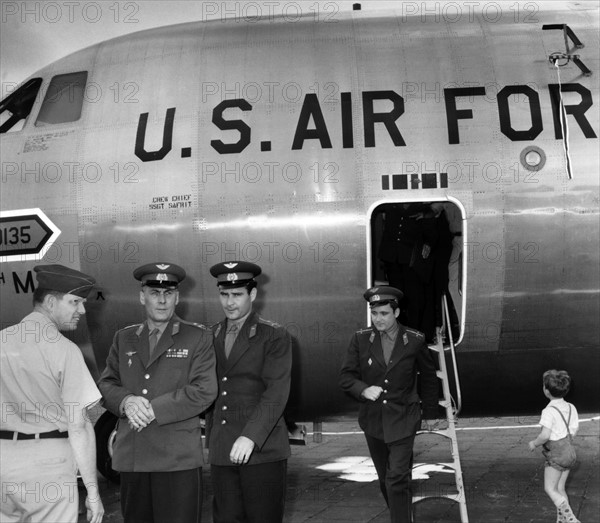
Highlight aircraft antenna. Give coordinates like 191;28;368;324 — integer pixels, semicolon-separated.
542;24;592;180
542;24;592;77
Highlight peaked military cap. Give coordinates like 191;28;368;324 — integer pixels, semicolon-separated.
34;264;96;298
209;261;261;288
133;262;186;288
363;285;404;305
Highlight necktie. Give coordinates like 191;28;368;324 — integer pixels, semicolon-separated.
149;328;160;357
224;324;238;358
383;341;393;365
382;332;395;365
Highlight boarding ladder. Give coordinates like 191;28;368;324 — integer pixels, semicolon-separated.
412;294;468;522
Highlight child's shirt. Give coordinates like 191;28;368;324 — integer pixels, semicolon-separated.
539;398;579;441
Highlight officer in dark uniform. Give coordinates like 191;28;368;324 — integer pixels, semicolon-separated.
98;263;217;523
206;261;292;523
339;286;439;523
376;203;438;341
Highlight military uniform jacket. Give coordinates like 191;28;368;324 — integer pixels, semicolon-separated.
377;203;438;264
206;311;292;466
339;324;438;443
98;316;217;472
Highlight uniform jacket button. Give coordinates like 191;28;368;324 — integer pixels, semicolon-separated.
144;374;150;379
221;419;227;425
142;389;148;395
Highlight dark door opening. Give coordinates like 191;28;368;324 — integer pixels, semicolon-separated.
369;199;464;344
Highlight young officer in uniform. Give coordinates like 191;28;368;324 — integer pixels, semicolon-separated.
207;261;292;523
98;262;217;523
339;286;439;523
0;264;104;523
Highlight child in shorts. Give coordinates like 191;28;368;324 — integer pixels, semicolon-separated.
528;370;580;523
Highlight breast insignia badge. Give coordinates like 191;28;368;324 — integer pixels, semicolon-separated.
126;351;137;367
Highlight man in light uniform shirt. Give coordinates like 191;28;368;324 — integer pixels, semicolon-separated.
0;264;104;523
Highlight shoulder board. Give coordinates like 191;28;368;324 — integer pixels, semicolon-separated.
120;323;144;337
120;323;144;331
257;317;281;328
178;319;208;330
405;327;425;339
122;323;142;331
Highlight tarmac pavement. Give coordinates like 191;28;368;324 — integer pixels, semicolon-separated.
81;414;599;522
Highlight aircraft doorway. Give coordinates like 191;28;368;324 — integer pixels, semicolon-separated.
369;199;464;344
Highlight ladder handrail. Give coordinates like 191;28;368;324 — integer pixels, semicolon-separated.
441;293;463;416
416;305;469;522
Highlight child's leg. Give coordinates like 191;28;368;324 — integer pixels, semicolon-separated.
544;466;567;506
557;469;570;503
552;469;580;523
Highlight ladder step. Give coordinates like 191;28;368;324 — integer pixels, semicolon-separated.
416;428;455;439
427;343;454;353
413;492;467;504
413;461;458;471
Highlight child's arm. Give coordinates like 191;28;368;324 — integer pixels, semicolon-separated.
528;426;551;451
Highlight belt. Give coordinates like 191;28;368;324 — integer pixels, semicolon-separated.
0;429;68;440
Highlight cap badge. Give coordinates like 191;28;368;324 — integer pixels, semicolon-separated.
372;294;380;302
227;273;238;282
156;264;170;270
157;273;168;282
224;263;238;269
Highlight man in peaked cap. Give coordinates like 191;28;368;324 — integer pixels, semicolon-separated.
206;261;292;523
98;262;217;523
0;264;104;523
339;286;439;523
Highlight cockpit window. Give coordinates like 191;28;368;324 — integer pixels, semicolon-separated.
35;71;88;126
0;78;43;134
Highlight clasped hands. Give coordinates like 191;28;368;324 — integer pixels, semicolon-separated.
123;396;155;432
